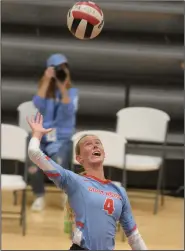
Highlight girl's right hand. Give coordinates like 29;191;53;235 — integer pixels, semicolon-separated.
27;112;52;140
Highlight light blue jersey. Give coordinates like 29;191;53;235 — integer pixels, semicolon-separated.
42;157;136;250
29;144;136;250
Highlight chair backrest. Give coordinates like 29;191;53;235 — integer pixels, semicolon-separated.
17;101;38;133
72;130;127;169
116;107;170;143
1;124;28;162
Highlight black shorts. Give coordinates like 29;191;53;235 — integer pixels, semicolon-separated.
69;243;86;250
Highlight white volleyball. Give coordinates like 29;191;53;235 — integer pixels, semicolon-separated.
67;1;104;40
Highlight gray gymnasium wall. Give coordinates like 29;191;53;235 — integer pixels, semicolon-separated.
2;0;184;145
2;0;184;189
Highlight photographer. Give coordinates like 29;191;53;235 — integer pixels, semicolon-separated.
29;53;78;211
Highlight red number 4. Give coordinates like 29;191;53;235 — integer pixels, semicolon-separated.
103;198;115;215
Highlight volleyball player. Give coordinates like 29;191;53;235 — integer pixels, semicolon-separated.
27;112;147;250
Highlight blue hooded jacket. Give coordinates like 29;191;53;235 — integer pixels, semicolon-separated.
33;87;78;155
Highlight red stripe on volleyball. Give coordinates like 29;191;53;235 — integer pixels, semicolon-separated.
75;2;102;16
72;11;100;25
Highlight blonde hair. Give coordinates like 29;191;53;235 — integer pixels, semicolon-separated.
75;134;101;156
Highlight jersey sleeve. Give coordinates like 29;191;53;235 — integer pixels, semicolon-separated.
28;137;79;195
33;95;46;114
119;187;137;237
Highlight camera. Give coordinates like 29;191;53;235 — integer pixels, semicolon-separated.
54;65;67;83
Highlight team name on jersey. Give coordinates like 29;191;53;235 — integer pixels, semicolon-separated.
88;187;121;199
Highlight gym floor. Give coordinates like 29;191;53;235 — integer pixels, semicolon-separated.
2;187;184;250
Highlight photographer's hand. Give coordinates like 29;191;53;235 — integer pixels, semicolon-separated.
44;67;55;80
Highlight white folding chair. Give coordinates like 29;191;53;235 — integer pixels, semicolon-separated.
72;130;127;184
17;101;38;133
116;107;170;214
1;124;28;235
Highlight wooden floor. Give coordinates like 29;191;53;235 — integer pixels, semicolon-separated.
2;188;184;250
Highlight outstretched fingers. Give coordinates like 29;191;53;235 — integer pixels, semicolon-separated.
35;112;43;124
31;115;35;123
26;116;32;128
26;112;45;132
35;112;40;123
39;113;43;124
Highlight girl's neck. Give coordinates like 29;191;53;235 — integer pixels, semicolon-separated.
85;165;106;181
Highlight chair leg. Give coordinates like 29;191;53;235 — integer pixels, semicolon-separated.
13;191;18;205
20;194;23;226
161;165;166;206
21;189;27;236
154;167;163;215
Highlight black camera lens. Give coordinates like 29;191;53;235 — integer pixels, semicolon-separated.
54;66;67;82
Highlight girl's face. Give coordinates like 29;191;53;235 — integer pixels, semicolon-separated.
76;135;105;167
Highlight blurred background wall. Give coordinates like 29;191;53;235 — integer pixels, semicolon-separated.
2;0;184;190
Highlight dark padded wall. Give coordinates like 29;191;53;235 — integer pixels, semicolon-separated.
2;0;184;189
